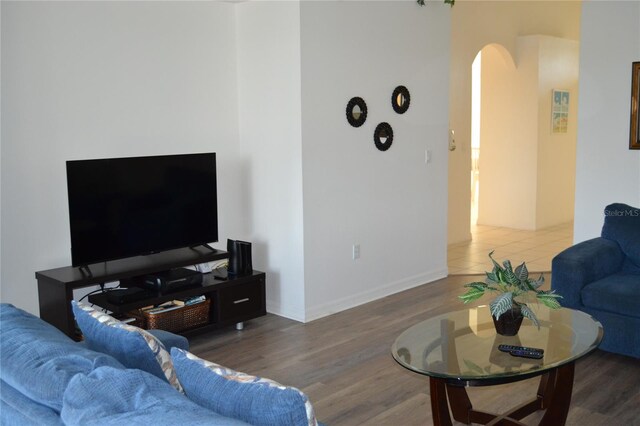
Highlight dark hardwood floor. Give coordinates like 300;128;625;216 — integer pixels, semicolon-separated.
189;275;640;425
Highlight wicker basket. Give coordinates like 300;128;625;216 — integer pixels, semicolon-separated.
117;315;145;329
129;299;211;333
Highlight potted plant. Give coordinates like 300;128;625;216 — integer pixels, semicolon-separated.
459;251;562;335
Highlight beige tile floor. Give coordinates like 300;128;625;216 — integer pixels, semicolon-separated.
448;222;574;275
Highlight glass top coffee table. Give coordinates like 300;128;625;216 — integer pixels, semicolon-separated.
391;306;602;426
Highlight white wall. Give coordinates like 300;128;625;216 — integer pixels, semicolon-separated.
235;2;306;321
478;42;538;229
1;2;244;314
477;36;579;230
536;36;579;229
6;0;633;325
300;1;451;320
574;1;640;242
449;1;581;243
1;0;451;324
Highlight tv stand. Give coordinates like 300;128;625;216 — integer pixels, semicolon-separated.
36;247;266;340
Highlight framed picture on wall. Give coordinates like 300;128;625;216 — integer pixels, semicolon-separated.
630;61;640;150
552;89;569;134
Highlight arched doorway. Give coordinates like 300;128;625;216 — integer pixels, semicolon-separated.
470;44;517;227
449;37;578;275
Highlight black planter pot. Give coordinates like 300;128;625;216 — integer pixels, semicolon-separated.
492;306;524;336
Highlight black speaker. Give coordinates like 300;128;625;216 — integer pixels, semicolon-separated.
227;239;252;276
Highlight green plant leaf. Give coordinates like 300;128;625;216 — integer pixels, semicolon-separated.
502;259;513;271
512;288;526;298
525;274;544;291
488;251;503;273
502;262;520;286
538;289;560;296
520;304;540;329
536;291;562;309
514;262;528;282
464;282;488;290
485;271;499;283
530;274;545;289
459;287;486;304
459;252;559;314
490;292;513;319
524;279;536;291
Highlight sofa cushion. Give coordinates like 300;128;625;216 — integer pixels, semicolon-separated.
71;301;182;392
602;203;640;269
1;379;64;426
171;348;317;426
0;304;123;413
61;366;250;426
581;273;640;318
146;329;189;352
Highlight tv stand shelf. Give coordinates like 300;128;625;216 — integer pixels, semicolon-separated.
35;247;266;340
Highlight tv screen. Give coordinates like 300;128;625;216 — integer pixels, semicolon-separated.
66;153;218;266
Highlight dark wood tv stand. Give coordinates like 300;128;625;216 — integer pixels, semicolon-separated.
35;247;266;340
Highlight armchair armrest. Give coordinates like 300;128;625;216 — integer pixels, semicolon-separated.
551;237;624;308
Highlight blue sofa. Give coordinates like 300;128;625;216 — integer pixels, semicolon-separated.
551;203;640;359
0;303;317;425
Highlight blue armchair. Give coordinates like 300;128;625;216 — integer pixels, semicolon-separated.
551;203;640;358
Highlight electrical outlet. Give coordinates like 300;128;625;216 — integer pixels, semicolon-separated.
352;244;361;260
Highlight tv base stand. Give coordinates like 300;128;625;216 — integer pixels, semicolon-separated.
191;243;217;253
36;247;266;340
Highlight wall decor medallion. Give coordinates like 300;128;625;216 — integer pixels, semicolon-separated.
374;122;394;151
630;61;640;150
346;97;368;128
392;85;410;114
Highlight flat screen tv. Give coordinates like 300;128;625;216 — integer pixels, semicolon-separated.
66;153;218;267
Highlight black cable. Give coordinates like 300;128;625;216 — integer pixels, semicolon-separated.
78;283;119;302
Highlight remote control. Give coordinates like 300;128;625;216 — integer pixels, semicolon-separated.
509;349;544;359
498;344;544;354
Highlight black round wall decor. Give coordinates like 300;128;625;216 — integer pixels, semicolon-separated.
346;97;368;127
392;85;410;114
373;122;393;151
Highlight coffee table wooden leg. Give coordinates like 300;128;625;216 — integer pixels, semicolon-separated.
430;377;453;426
446;383;472;424
427;363;574;426
539;362;575;426
537;369;555;408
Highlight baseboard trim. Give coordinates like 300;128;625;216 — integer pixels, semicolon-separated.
303;268;448;323
265;300;305;323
